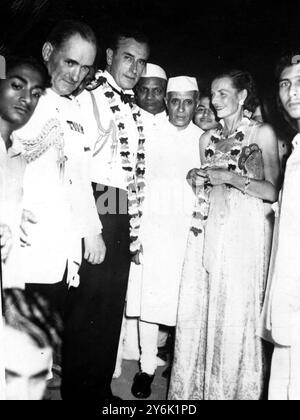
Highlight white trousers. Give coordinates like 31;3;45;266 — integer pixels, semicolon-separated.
139;320;159;375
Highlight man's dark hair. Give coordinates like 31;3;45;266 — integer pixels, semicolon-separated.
5;55;51;88
199;87;212;101
3;288;63;352
45;19;98;51
275;52;300;133
107;26;150;54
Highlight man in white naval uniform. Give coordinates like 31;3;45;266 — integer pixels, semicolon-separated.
15;20;105;400
128;76;203;398
69;29;150;401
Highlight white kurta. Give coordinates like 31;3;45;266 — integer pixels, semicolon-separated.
260;133;300;399
0;137;26;288
15;89;102;286
261;134;300;345
126;121;203;326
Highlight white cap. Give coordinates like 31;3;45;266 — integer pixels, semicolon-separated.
142;63;167;80
167;76;199;93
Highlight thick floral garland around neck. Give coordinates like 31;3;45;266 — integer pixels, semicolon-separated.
87;70;146;255
190;117;251;237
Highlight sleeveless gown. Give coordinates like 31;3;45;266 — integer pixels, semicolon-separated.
169;119;267;400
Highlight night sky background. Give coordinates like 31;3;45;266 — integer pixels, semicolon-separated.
1;0;300;138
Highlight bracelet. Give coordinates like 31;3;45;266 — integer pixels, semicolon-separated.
243;176;251;194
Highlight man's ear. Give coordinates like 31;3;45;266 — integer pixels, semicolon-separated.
106;48;114;66
42;42;54;63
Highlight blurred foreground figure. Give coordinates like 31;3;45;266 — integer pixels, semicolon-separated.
3;288;62;400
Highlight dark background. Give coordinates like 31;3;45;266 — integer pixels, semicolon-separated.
1;0;300;137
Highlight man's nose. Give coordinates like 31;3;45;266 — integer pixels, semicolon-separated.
146;90;154;100
178;101;185;112
130;61;138;75
70;67;81;83
19;89;31;105
289;82;298;98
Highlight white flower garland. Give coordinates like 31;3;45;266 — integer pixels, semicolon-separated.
87;71;146;255
191;117;251;236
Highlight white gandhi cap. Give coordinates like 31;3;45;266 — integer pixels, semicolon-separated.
167;76;199;93
142;63;167;80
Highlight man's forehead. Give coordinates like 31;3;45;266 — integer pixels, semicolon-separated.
139;77;166;87
169;91;197;99
57;34;96;56
281;63;300;80
7;66;43;87
117;37;149;57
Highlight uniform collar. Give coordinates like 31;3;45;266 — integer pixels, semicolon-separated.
1;133;24;157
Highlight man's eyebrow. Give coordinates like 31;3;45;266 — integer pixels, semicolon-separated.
30;370;49;380
8;75;44;90
5;369;21;378
123;52;134;57
8;75;27;84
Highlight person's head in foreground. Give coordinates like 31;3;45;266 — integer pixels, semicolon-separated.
194;89;219;131
3;288;62;400
167;76;199;130
0;55;49;141
136;63;167;115
276;52;300;132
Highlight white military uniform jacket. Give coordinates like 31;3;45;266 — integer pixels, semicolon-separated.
15;88;102;286
84;70;140;191
126;120;203;326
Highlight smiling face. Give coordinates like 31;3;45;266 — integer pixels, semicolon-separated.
4;326;52;400
136;77;166;115
167;90;199;129
211;76;246;120
107;37;149;90
43;33;96;96
279;63;300;122
194;96;218;131
0;64;45;131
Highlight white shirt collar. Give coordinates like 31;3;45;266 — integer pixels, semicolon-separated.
140;109;167;120
0;133;24;157
292;133;300;149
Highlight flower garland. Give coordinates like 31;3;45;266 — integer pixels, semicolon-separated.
87;70;146;255
190;117;251;236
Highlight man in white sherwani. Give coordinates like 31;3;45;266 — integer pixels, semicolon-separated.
115;64;169;376
128;76;203;398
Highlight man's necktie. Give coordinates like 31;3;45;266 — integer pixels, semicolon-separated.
108;83;136;105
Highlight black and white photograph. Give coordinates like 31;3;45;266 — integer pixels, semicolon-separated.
0;0;300;403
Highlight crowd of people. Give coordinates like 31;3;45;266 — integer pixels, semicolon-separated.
0;18;299;401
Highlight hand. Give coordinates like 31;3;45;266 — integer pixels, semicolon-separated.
0;224;12;262
206;168;233;186
187;168;208;188
132;245;143;265
20;209;38;247
84;233;106;265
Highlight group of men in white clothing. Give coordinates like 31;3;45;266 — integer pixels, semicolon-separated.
0;19;204;400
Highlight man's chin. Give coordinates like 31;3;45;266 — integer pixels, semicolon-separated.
53;82;76;96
